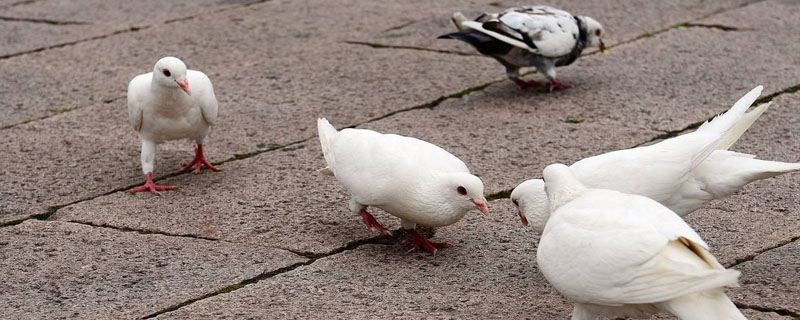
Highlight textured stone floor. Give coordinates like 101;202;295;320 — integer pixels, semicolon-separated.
1;0;798;319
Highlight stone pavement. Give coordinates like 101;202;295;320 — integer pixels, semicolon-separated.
1;0;798;319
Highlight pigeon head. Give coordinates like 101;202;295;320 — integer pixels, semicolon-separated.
510;179;550;233
153;56;191;95
542;164;587;212
436;172;489;215
581;16;606;52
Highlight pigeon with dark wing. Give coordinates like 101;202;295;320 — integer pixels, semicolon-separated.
439;6;605;91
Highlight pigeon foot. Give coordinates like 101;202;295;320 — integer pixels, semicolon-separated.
129;172;175;196
181;144;220;173
403;229;451;255
512;78;544;89
548;79;574;92
359;209;393;236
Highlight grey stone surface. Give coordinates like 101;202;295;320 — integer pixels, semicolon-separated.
155;201;575;319
0;219;306;319
368;0;752;52
0;39;497;224
0;20;99;57
1;0;799;318
731;239;800;316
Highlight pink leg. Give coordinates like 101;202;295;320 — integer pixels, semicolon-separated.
359;209;392;236
547;79;574;92
403;229;451;255
181;144;221;173
128;172;175;196
512;78;544;89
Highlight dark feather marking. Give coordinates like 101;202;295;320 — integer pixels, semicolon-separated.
438;29;514;56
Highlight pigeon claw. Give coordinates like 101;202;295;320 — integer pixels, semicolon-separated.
129;173;175;196
404;229;451;255
512;78;544;90
359;209;392;236
181;144;221;173
548;79;574;92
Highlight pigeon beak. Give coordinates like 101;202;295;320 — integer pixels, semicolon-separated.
471;198;489;215
599;40;606;53
518;209;529;227
176;79;191;96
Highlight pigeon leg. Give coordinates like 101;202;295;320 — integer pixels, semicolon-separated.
181;144;220;173
129;172;175;195
403;229;451;255
359;209;393;236
512;78;544;89
547;78;574;92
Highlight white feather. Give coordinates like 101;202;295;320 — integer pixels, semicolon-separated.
316;119;485;228
538;164;745;319
512;86;799;231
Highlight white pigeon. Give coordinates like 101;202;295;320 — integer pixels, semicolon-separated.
317;118;489;254
511;86;800;232
439;6;605;91
538;163;746;320
127;56;220;195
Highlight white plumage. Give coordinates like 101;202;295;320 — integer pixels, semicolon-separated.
537;164;746;320
317;119;489;254
511;86;800;231
127;56;220;195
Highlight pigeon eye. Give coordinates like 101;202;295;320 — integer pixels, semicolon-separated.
456;186;467;195
595;29;602;36
512;199;519;206
163;69;171;77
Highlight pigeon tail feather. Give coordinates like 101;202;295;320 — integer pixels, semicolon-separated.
317;118;338;175
659;289;746;320
451;12;468;30
697;86;762;137
717;102;770;151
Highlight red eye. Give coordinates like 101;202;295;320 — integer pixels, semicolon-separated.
456;186;467;195
595;29;602;36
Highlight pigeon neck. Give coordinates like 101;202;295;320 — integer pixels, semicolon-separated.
546;179;587;213
556;16;588;67
150;77;183;98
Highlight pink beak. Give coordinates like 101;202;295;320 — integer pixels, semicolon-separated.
599;40;606;53
472;198;489;215
177;79;191;96
518;210;529;227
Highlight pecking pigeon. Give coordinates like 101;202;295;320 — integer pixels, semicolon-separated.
127;57;220;195
511;86;800;231
537;164;746;320
438;6;605;91
317;118;489;255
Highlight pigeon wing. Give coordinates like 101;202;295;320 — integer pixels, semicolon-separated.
126;73;149;132
188;70;219;126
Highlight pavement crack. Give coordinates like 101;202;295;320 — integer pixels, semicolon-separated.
0;0;274;61
344;40;482;57
727;234;800;268
0;0;37;9
62;220;220;241
675;22;742;31
140;235;392;319
0;26;148;60
735;303;800;318
0;15;92;25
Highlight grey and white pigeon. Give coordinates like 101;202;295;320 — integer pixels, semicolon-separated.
438;6;605;91
127;57;220;195
511;86;800;231
317;118;489;255
537;164;746;320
